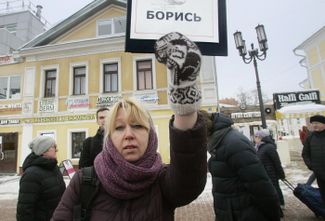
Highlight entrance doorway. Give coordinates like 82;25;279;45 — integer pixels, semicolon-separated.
0;133;18;174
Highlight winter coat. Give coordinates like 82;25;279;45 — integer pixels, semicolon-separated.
51;114;207;221
79;128;104;168
16;153;66;221
302;130;325;180
208;113;280;221
256;136;285;185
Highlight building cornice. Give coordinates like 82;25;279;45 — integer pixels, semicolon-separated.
18;36;126;61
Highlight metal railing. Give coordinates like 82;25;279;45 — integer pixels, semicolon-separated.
0;0;50;28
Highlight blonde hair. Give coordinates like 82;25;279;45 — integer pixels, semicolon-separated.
105;97;152;139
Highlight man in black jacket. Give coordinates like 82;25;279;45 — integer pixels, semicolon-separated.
202;111;281;221
79;107;109;168
302;114;325;203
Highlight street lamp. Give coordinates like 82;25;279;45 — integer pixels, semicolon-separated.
233;24;268;129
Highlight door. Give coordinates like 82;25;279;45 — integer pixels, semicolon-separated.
0;133;18;174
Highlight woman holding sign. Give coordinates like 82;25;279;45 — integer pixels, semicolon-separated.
51;32;207;221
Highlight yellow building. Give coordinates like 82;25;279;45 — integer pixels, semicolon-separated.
0;0;218;174
294;25;325;101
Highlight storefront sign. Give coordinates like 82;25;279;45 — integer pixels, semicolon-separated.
39;99;56;113
231;112;261;119
66;97;89;110
134;92;159;104
22;101;33;115
125;0;227;56
273;90;320;109
0;103;22;112
26;114;95;124
96;95;122;107
0;119;20;125
0;55;14;65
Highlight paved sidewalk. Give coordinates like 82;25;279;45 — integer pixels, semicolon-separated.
175;161;322;221
0;162;323;221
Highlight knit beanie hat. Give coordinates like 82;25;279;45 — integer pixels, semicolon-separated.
255;130;269;138
310;115;325;124
29;136;56;156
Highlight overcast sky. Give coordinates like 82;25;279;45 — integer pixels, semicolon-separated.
33;0;325;99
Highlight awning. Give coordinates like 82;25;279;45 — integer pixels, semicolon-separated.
276;103;325;119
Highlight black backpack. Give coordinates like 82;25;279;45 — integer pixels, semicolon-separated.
73;166;100;221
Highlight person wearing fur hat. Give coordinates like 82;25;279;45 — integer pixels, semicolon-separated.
302;114;325;203
255;129;286;215
16;136;66;221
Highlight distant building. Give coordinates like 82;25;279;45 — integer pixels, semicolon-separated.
220;104;276;141
294;26;325;102
0;0;48;56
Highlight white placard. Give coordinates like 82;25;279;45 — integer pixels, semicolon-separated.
130;0;219;43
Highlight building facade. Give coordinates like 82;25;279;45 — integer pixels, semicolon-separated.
0;0;218;174
294;26;325;101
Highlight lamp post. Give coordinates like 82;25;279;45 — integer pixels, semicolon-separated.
233;24;268;129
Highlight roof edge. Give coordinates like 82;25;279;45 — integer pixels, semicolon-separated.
20;0;126;49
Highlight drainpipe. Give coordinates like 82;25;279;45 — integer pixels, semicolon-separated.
293;48;311;89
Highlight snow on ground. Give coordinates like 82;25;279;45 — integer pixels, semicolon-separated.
0;161;315;201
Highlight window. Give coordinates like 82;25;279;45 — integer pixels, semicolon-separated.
0;76;21;99
97;17;126;37
98;20;112;36
103;63;118;93
0;23;17;35
73;67;86;95
71;131;86;158
44;70;56;97
137;60;153;90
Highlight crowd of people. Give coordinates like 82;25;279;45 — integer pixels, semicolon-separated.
15;32;325;221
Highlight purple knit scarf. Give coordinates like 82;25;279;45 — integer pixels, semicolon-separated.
94;128;163;199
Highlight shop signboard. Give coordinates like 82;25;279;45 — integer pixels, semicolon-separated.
39;98;56;113
0;103;22;112
66;97;89;111
273;90;320;110
96;95;122;107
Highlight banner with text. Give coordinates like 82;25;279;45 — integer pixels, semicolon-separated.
125;0;227;56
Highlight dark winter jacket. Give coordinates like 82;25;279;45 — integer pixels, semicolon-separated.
51;114;207;221
257;136;285;185
302;130;325;180
16;153;66;221
79;128;104;168
208;113;280;221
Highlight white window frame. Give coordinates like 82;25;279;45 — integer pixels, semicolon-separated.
40;65;59;98
67;128;88;160
0;75;22;100
132;55;157;91
69;62;89;96
100;58;122;94
96;16;126;37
